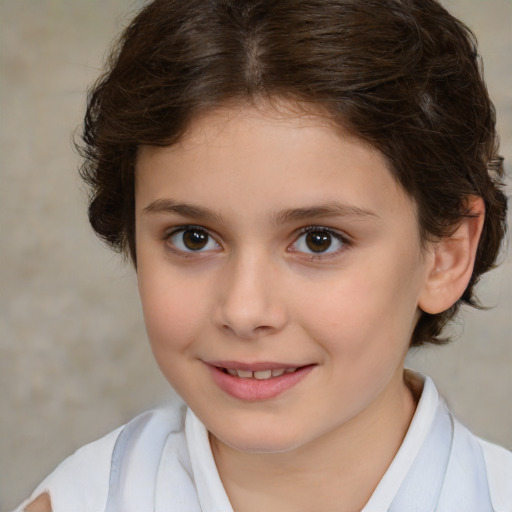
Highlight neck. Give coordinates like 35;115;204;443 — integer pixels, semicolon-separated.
211;369;418;512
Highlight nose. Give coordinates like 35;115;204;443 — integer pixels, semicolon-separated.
213;252;288;340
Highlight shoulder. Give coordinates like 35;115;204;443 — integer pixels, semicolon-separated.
15;402;187;512
415;375;512;510
478;437;512;510
13;425;123;512
450;414;512;510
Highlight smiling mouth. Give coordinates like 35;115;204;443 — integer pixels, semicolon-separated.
207;363;315;400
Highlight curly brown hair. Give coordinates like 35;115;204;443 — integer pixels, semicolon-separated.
79;0;507;346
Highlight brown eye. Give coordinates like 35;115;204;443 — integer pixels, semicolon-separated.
168;227;219;252
291;227;347;256
305;231;333;253
183;229;208;250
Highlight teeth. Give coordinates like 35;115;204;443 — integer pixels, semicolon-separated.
236;370;253;379
224;367;298;379
254;370;272;380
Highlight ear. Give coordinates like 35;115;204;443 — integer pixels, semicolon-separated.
419;196;485;314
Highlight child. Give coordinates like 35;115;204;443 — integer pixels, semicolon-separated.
17;0;512;511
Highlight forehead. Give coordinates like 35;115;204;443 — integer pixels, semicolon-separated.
135;103;417;226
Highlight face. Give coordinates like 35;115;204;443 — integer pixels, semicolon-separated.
135;103;433;454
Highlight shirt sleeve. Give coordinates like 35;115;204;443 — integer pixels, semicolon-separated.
479;438;512;511
11;427;122;512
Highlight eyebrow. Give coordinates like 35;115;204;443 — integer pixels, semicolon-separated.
143;199;379;224
272;202;380;224
143;199;222;222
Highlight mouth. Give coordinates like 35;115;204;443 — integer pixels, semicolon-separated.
206;361;315;401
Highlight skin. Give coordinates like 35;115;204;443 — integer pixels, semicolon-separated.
134;103;435;511
24;493;51;512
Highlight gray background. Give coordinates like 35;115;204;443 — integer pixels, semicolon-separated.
1;1;510;510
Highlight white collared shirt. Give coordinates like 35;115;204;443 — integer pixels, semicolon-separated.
15;374;512;512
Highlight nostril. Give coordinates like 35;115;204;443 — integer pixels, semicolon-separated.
221;322;275;339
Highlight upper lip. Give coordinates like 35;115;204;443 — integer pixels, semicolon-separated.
206;360;309;371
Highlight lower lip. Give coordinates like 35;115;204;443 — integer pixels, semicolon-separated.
207;364;314;401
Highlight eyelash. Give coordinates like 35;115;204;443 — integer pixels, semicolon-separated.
162;225;351;259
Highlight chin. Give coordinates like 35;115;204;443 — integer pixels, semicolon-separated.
210;422;307;454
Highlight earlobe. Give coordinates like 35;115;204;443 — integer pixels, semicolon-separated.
419;196;485;315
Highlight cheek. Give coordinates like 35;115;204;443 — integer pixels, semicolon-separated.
296;257;421;356
137;267;209;356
